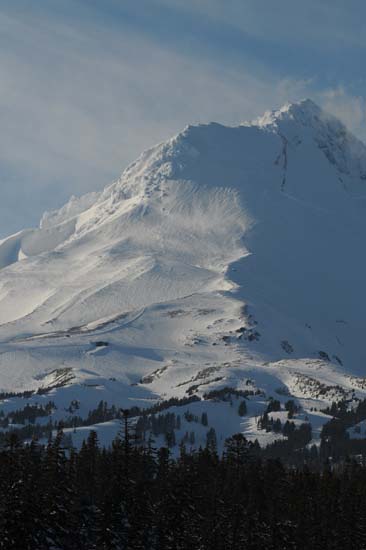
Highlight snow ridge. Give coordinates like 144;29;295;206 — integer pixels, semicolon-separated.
254;98;366;181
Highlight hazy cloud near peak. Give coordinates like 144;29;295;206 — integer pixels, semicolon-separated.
0;2;364;237
319;88;366;138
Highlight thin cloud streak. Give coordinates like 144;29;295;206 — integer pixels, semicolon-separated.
154;0;366;50
0;3;364;236
0;8;308;236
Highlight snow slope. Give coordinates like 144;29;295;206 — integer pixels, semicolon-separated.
1;99;366;446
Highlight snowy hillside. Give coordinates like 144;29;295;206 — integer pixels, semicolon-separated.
1;99;366;449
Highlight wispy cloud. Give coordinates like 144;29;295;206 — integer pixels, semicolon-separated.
154;0;366;50
318;87;366;139
0;2;364;236
0;5;310;235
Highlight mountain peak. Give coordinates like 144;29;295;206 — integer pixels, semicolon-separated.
252;98;334;129
250;98;366;180
1;97;366;451
279;98;322;117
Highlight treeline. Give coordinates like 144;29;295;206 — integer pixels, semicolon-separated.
260;396;366;467
2;426;366;549
319;397;366;461
6;392;366;469
135;410;212;448
0;402;55;427
0;396;202;445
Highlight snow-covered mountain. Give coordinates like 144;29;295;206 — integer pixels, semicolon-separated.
1;99;366;449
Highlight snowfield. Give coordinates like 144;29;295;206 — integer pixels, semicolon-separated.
1;99;366;448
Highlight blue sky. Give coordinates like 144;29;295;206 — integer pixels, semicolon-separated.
0;0;365;235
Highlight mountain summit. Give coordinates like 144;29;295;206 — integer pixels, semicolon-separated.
1;99;366;448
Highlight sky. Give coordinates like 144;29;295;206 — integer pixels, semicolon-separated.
0;0;365;236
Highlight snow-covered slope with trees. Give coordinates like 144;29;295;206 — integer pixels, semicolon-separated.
1;99;366;448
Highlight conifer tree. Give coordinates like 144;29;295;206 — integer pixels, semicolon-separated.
238;400;247;416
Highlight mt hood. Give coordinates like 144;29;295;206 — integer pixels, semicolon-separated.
1;99;366;447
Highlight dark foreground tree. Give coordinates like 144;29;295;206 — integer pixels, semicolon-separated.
0;423;366;549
